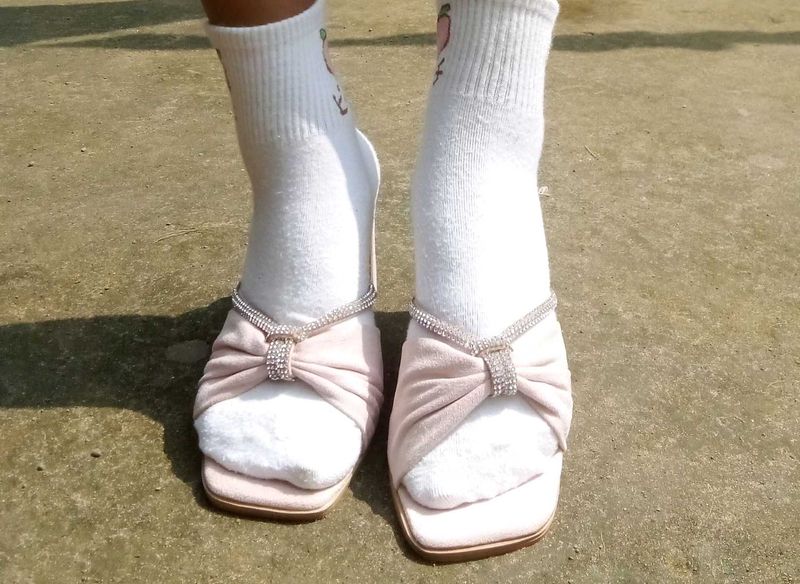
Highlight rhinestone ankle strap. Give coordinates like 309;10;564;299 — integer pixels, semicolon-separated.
408;293;557;397
231;284;378;382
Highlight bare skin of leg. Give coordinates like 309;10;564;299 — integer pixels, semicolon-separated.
202;0;314;26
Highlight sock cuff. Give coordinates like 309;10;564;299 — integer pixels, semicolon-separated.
432;0;558;108
434;0;558;21
205;0;355;142
204;0;325;51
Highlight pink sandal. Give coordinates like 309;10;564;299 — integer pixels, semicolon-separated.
388;293;573;561
193;131;383;521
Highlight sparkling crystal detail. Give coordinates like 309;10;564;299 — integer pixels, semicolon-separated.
480;345;518;396
408;292;557;398
230;284;377;382
264;336;295;381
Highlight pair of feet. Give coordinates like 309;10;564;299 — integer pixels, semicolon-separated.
193;0;572;561
192;129;571;560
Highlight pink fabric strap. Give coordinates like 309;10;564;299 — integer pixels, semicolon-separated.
194;310;384;451
388;312;572;487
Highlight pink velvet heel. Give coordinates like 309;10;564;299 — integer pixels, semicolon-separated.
194;131;383;521
388;293;573;561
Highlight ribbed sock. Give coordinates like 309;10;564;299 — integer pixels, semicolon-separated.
404;0;566;508
194;0;374;489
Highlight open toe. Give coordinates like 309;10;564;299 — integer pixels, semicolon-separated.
388;293;572;560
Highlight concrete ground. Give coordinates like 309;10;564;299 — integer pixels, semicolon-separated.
1;0;799;582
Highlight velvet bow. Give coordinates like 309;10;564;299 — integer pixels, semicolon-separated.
388;325;572;487
194;311;384;450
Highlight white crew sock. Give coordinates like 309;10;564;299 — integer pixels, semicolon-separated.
403;0;564;508
194;0;374;490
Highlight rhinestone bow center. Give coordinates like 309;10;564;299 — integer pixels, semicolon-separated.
230;284;378;384
264;334;298;381
408;292;557;399
479;344;517;397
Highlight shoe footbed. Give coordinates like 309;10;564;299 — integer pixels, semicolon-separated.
202;457;352;520
393;452;563;560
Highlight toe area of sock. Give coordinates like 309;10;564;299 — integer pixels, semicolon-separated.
401;394;559;508
195;381;362;489
396;452;563;551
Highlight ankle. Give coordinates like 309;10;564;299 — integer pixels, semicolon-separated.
239;130;376;323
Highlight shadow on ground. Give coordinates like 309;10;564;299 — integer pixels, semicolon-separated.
0;302;408;523
34;30;800;52
0;0;203;46
2;2;798;52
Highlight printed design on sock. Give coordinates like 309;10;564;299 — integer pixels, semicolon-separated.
433;3;451;85
320;28;349;116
